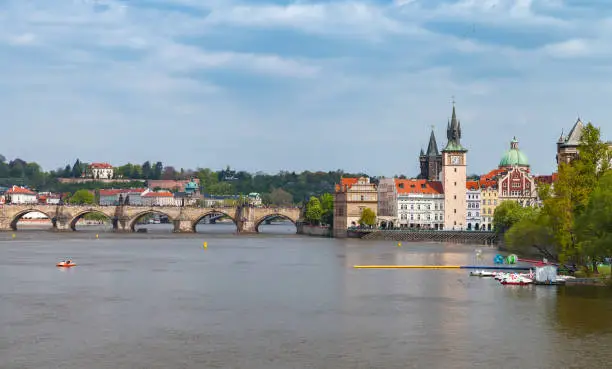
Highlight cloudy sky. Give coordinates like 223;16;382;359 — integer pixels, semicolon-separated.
1;0;610;176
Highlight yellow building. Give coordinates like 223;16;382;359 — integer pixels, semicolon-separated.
480;183;499;231
333;177;378;238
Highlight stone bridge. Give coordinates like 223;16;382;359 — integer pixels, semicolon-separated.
0;205;303;233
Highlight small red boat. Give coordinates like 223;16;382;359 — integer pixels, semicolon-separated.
56;260;76;267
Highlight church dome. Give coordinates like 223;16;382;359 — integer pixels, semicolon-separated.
499;137;529;167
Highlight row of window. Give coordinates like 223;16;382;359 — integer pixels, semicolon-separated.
399;203;443;210
468;203;480;209
483;199;498;205
467;212;480;217
401;213;443;221
467;194;479;199
502;191;530;196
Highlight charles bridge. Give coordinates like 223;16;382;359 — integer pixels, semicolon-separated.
0;204;303;233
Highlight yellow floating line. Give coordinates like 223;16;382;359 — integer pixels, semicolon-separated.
353;265;461;269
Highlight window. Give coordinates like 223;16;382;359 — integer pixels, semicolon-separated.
454;195;457;200
454;209;456;214
494;200;497;205
468;212;472;217
360;195;364;201
454;168;457;173
454;182;457;186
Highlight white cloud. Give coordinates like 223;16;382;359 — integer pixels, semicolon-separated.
0;0;611;175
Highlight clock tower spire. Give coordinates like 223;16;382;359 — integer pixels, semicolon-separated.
441;102;468;230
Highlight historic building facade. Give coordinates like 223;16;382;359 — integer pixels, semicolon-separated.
377;178;397;218
333;177;378;237
466;181;481;230
441;105;468;230
396;179;444;229
418;129;443;181
480;184;498;231
556;118;584;165
496;137;538;207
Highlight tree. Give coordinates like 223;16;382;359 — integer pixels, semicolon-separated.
304;196;322;224
142;161;152;179
359;208;376;227
575;172;612;273
319;193;334;226
269;188;293;206
69;189;95;205
71;159;83;178
153;162;163;180
492;201;534;234
161;166;177;180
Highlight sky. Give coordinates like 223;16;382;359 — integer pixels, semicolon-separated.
1;0;611;177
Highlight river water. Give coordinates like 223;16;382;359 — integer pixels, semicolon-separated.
2;224;611;369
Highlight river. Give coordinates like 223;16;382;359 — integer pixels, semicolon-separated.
1;225;611;368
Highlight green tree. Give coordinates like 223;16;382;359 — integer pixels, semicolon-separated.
319;193;334;226
359;208;376;227
69;189;95;205
71;159;83;178
153;162;163;180
269;188;293;206
304;196;322;224
575;172;612;273
142;161;152;179
492;200;534;234
504;209;555;258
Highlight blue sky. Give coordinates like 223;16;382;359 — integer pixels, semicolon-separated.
1;0;610;177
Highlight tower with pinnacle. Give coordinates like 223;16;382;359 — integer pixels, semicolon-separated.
441;102;468;230
418;127;443;181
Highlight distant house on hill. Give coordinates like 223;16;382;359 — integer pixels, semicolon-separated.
88;163;114;179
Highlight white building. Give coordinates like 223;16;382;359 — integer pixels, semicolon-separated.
247;192;262;206
141;190;178;206
396;179;444;229
89;163;114;179
6;186;38;204
99;188;146;206
466;181;482;230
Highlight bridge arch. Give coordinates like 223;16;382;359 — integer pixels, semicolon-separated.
69;210;115;231
192;210;238;232
10;209;55;231
254;213;298;233
128;210;175;231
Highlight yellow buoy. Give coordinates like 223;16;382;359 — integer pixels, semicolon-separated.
96;234;99;239
397;242;402;247
12;233;16;239
203;241;208;249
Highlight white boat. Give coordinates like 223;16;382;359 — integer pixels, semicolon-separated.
500;273;533;285
470;270;496;277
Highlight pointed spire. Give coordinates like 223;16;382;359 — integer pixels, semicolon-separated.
426;129;439;156
443;101;467;152
420;148;425;156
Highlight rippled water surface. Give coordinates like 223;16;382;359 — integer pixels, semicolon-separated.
2;225;612;368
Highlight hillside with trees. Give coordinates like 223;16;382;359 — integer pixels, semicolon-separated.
0;155;369;205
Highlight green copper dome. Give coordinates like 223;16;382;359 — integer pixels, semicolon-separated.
499;137;529;167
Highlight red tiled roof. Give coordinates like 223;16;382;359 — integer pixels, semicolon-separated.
479;180;498;189
100;188;147;196
7;186;36;195
335;177;360;191
395;179;443;195
99;189;122;196
535;173;558;184
466;181;479;190
143;191;173;198
90;162;113;169
480;168;506;182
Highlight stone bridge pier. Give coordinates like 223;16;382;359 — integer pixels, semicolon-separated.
0;204;304;234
